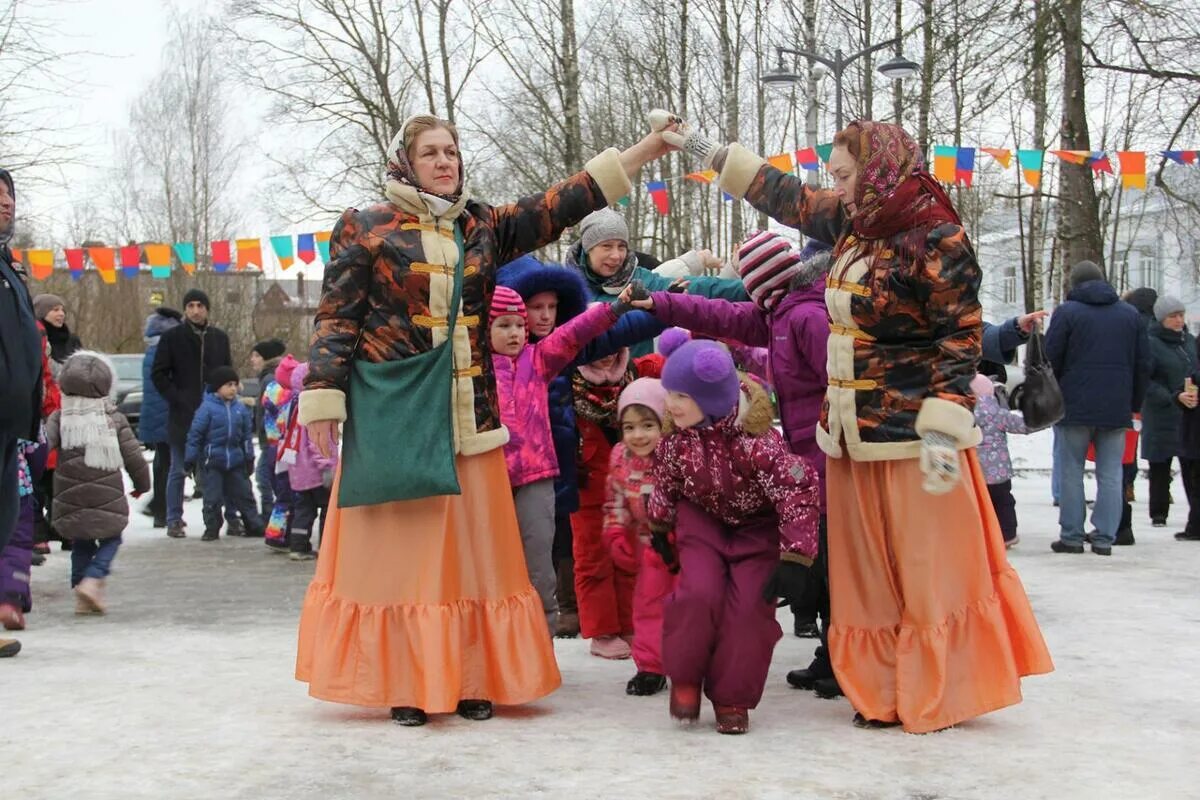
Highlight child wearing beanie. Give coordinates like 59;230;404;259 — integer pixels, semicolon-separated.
971;373;1030;547
647;340;820;734
262;354;300;552
490;284;646;635
601;378;676;696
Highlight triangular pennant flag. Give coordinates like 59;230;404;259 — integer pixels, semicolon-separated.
955;147;976;187
815;143;833;164
144;244;172;279
1050;149;1090;165
9;247;21;265
932;145;958;184
645;180;670;215
88;247;117;284
981;147;1012;169
767;153;793;173
1162;150;1198;165
1017;150;1044;189
236;238;262;271
616;195;631;207
173;242;196;275
794;147;820;171
1117;151;1146;190
1089;152;1114;175
119;245;141;278
270;235;295;270
722;191;733;202
211;240;231;273
315;231;332;264
27;249;54;281
685;169;717;183
296;233;316;265
65;248;85;281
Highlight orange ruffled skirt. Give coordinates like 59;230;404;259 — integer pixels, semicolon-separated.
295;449;561;712
826;450;1053;733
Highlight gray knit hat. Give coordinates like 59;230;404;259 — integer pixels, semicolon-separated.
32;293;65;320
1068;260;1105;288
579;208;629;252
1154;294;1185;322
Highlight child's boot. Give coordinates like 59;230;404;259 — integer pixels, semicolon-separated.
713;704;750;735
669;682;701;723
0;603;25;631
626;671;667;696
590;634;631;659
75;577;106;614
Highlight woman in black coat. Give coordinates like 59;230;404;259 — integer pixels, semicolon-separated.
1141;295;1197;525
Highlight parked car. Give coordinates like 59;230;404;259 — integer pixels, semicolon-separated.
108;354;145;438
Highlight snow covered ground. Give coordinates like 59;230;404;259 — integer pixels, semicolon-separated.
3;432;1195;800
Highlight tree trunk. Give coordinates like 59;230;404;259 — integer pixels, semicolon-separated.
414;1;438;115
438;0;455;123
559;0;582;173
892;0;903;123
718;0;742;243
917;0;934;157
1025;0;1050;312
804;0;819;188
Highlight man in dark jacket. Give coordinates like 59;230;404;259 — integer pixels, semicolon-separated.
151;289;233;538
1045;260;1150;556
0;168;43;658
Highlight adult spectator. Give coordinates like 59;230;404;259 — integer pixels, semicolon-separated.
32;294;83;375
139;307;183;528
1046;260;1150;556
1141;296;1196;527
151;289;232;539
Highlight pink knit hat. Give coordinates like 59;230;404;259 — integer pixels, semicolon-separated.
618;377;667;424
275;354;300;388
490;285;527;325
970;373;995;398
738;230;801;311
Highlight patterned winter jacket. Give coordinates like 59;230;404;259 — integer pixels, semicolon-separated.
495;303;619;487
16;431;46;498
299;149;633;460
973;393;1028;484
647;377;821;563
602;443;658;573
260;378;291;448
719;145;983;462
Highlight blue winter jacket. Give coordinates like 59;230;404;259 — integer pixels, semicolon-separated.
138;311;181;445
1044;280;1150;429
185;392;255;471
982;318;1027;365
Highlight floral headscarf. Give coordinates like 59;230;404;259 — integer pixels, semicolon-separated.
383;117;465;206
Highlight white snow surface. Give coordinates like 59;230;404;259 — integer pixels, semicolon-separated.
3;437;1195;800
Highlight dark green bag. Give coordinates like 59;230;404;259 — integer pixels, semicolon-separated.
337;225;465;507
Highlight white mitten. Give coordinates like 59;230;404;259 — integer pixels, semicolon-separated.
648;109;724;169
918;431;961;495
652;251;699;281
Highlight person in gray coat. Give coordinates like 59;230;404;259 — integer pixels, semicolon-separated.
46;351;150;615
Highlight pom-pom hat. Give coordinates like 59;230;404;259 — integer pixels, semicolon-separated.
661;340;740;421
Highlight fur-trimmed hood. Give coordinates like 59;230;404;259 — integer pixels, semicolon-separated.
665;373;774;436
497;257;590;329
788;251;832;293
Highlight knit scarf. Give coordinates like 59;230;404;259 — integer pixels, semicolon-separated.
573;354;637;429
60;395;122;471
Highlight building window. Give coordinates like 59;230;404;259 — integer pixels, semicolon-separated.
1002;263;1018;304
1138;247;1163;293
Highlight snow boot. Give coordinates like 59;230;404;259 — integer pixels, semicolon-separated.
554;558;580;638
456;700;493;721
813;677;844;699
167;522;186;539
713;704;750;735
626;671;668;696
201;529;219;542
590;635;632;660
0;603;25;631
793;619;820;638
0;637;20;658
1051;540;1084;554
1175;529;1200;541
786;645;834;690
390;707;427;727
225;518;246;537
669;682;701;723
75;577;106;614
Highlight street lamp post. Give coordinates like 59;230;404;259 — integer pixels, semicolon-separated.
761;37;919;131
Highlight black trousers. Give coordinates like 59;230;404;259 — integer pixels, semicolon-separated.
148;443;171;521
0;437;19;551
987;480;1018;542
200;466;264;535
290;486;329;551
1180;458;1200;536
552;513;574;568
1149;459;1174;521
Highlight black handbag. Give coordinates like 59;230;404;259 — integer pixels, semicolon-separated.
1009;328;1064;432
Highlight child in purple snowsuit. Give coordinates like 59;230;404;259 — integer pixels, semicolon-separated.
647;340;819;735
971;373;1029;546
281;361;337;561
0;433;45;630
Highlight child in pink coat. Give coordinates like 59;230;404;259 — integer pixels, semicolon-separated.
280;361;337;561
490;285;644;634
602;378;677;696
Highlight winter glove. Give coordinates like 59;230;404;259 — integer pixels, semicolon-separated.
648;521;679;574
648;109;727;170
612;279;650;316
918;431;961;495
761;560;811;606
321;468;334;490
667;278;689;294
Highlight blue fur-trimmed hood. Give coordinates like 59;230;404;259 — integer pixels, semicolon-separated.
496;257;589;326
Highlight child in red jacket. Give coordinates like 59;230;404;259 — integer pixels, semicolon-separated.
602;377;676;696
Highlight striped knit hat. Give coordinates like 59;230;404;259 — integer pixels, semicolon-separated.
490;285;527;325
737;230;801;311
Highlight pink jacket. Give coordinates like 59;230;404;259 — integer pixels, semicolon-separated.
647;377;820;562
494;303;618;487
602;443;658;573
287;362;338;491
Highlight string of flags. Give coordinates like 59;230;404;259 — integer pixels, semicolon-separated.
637;145;1198;215
13;230;334;283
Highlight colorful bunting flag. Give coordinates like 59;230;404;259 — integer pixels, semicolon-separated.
1050;150;1090;165
616;196;631;207
685;169;717;183
955;148;976;187
144;244;172;279
646;180;670;215
1163;150;1198;165
981;148;1012;169
296;233;316;265
815;143;833;164
65;248;85;281
211;240;231;273
9;247;21;265
794;147;820;172
932;145;958;184
120;245;141;278
236;238;262;271
1117;151;1146;190
315;231;332;264
269;235;295;270
27;249;54;281
173;242;196;274
767;154;793;173
1017;149;1044;189
88;247;117;284
1089;152;1114;175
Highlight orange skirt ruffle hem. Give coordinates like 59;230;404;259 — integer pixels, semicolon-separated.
826;449;1053;733
295;448;561;713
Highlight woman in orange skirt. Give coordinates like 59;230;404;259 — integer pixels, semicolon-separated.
666;114;1053;732
296;114;678;726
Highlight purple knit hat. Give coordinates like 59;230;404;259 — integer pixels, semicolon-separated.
658;327;691;358
661;340;740;421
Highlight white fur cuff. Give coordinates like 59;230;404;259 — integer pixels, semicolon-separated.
584;148;634;206
298;388;347;426
719;143;767;200
915;397;978;446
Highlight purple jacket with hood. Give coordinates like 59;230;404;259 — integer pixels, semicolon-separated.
288;362;337;492
648;253;830;508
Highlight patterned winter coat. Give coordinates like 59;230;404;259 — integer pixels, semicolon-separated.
647;377;820;562
299;149;633;460
973;393;1028;484
185;392;255;471
719;145;983;462
287;362;337;492
494;303;620;487
602;443;658;573
254;356;285;446
16;433;45;498
260;378;291;448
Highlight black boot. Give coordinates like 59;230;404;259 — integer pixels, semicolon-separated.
1175;530;1200;541
1114;527;1135;546
853;712;901;729
1051;540;1084;554
456;700;493;721
626;671;668;696
793;619;820;638
786;645;834;689
167;522;186;539
201;529;219;542
391;706;428;726
813;677;844;699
